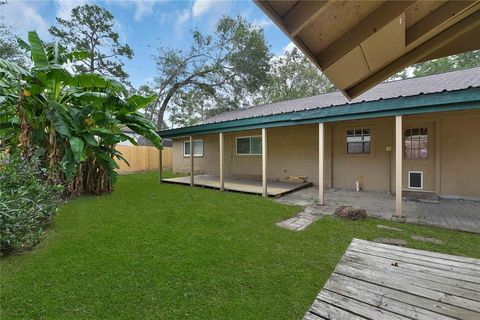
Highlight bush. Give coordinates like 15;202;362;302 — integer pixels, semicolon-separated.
0;152;63;254
333;206;367;220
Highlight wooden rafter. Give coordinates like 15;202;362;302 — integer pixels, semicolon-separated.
282;0;331;37
406;1;477;44
346;9;480;98
317;0;417;69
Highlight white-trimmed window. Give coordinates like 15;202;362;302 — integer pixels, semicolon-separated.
346;128;371;154
184;140;203;157
236;136;262;155
404;128;428;160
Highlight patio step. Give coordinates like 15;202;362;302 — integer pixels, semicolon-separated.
403;191;439;204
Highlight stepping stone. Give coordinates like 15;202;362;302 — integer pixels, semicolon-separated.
411;235;444;244
377;224;402;232
373;238;407;246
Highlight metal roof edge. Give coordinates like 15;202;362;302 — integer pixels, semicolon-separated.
159;87;480;138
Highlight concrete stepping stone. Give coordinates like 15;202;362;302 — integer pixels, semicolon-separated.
373;238;407;246
411;235;444;244
377;224;402;232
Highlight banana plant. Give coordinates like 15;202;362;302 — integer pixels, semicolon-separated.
0;31;162;195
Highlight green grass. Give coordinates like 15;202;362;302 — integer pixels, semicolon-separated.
1;172;479;319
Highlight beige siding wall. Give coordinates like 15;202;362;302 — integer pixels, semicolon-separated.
171;109;480;197
438;111;480;197
331;118;394;192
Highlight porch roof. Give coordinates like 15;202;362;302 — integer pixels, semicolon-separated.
159;68;480;139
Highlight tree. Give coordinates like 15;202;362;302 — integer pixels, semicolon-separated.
0;2;25;64
0;32;160;196
412;50;480;77
148;15;270;129
254;47;335;105
49;4;133;85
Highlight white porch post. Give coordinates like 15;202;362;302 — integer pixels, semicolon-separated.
219;132;224;191
190;135;194;186
262;128;267;197
318;123;325;205
395;116;403;217
159;148;163;184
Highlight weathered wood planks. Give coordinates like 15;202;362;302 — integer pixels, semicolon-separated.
303;238;480;320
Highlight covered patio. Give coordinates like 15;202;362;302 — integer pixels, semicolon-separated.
162;174;312;197
278;187;480;233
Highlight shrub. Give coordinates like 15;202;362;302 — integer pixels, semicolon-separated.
0;152;63;254
333;206;367;220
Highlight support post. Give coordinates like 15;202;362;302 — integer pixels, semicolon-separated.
262;128;267;197
395;116;403;218
219;132;224;191
318;123;325;205
159;148;163;184
190;136;194;186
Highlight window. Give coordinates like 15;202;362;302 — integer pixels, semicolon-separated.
184;140;203;157
404;128;428;160
236;136;262;155
346;128;371;154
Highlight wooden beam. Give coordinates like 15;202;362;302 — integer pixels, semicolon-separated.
317;1;416;69
159;148;163;184
262;128;267;198
282;0;331;37
190;136;194;187
406;1;475;45
346;9;480;98
395;115;403;218
318;123;325;206
219;132;224;192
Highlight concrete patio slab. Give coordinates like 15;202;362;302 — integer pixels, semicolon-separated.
278;187;480;233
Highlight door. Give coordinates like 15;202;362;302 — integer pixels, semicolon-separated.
402;123;435;191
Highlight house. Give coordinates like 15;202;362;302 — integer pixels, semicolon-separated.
159;67;480;218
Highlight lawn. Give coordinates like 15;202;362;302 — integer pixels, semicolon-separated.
1;172;479;319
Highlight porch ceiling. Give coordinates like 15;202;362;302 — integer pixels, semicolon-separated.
254;0;480;100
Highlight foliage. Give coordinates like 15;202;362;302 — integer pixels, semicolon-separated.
0;151;63;254
1;172;479;318
389;50;480;80
49;4;134;85
412;50;480;77
255;47;335;105
0;31;161;196
0;2;25;65
148;15;271;129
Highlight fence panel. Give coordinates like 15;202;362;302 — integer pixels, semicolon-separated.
115;146;172;173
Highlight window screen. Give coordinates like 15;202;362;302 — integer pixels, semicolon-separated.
184;140;203;157
405;128;428;159
236;136;262;155
347;129;371;154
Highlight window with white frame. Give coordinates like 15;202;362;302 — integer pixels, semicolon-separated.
184;140;203;157
346;128;371;154
236;136;262;155
404;128;428;160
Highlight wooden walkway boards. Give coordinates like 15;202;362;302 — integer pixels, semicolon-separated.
304;238;480;320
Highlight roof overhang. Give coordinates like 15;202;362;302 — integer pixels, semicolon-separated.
254;0;480;100
159;87;480;138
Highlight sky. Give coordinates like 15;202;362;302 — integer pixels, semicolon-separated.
1;0;293;88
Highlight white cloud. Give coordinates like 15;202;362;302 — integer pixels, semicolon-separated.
251;18;273;29
192;0;216;17
54;0;86;20
1;1;51;39
133;0;156;21
174;9;191;36
283;42;297;54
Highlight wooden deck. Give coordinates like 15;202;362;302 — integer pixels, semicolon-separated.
162;175;312;197
304;239;480;320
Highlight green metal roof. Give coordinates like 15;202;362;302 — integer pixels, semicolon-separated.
159;87;480;138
